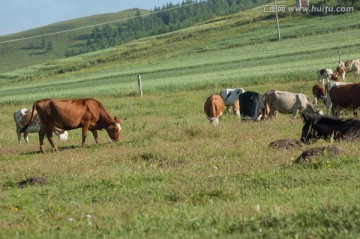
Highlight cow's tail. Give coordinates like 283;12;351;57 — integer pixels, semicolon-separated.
19;102;37;133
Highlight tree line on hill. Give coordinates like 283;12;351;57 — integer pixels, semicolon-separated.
64;0;270;57
64;0;359;58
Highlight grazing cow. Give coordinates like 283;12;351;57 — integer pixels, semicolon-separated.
328;83;360;118
317;68;334;85
301;113;360;143
264;90;323;119
20;98;125;152
333;59;360;81
324;82;353;114
13;108;68;144
204;95;225;125
219;88;245;117
238;91;269;121
312;84;325;107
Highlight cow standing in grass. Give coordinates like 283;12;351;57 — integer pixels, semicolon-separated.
14;108;68;144
204;95;225;125
264;90;323;119
219;88;245;117
312;84;325;107
332;59;360;81
317;68;334;85
20;98;125;152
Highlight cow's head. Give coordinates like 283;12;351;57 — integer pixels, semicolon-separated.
106;117;126;141
300;113;320;143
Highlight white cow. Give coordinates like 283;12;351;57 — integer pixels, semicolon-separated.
317;68;334;85
219;88;245;117
264;90;323;119
13;108;68;144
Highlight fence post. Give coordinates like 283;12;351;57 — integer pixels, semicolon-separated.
137;74;142;97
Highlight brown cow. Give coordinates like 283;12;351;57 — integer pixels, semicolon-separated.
329;83;360;118
312;84;325;107
21;98;125;152
204;95;225;125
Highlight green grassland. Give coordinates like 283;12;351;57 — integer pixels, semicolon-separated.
1;3;360;238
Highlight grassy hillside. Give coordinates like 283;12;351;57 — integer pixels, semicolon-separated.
0;9;147;73
1;2;360;238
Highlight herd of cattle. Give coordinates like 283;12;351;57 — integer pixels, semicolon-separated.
11;59;360;152
204;58;360;143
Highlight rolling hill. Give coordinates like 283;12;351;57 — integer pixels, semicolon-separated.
0;8;147;73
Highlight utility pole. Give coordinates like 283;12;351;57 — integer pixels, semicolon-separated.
275;0;281;40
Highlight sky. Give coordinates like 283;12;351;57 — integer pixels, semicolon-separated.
0;0;182;36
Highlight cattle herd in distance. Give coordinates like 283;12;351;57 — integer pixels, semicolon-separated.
11;59;360;153
204;58;360;146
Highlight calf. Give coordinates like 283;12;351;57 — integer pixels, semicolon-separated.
204;95;225;125
14;108;68;144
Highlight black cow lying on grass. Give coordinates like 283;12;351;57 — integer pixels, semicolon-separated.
301;113;360;143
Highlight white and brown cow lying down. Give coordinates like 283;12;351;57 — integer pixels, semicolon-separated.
317;68;334;85
204;95;225;125
264;90;323;119
20;98;125;152
14;108;68;144
219;88;245;117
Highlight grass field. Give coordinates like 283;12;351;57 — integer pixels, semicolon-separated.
1;4;360;238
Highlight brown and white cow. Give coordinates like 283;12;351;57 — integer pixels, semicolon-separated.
14;108;68;144
317;68;334;85
219;88;245;117
20;98;125;152
332;59;360;81
324;82;353;114
312;84;325;107
328;83;360;118
204;95;225;125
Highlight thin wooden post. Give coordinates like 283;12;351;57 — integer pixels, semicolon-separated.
137;74;143;97
275;0;281;40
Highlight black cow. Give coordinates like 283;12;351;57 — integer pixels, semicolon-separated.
239;91;269;121
301;113;360;143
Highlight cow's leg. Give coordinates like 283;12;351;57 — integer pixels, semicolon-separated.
24;132;29;144
91;130;99;144
314;96;318;107
39;128;46;153
82;122;91;146
17;132;22;144
226;105;231;114
46;129;58;152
